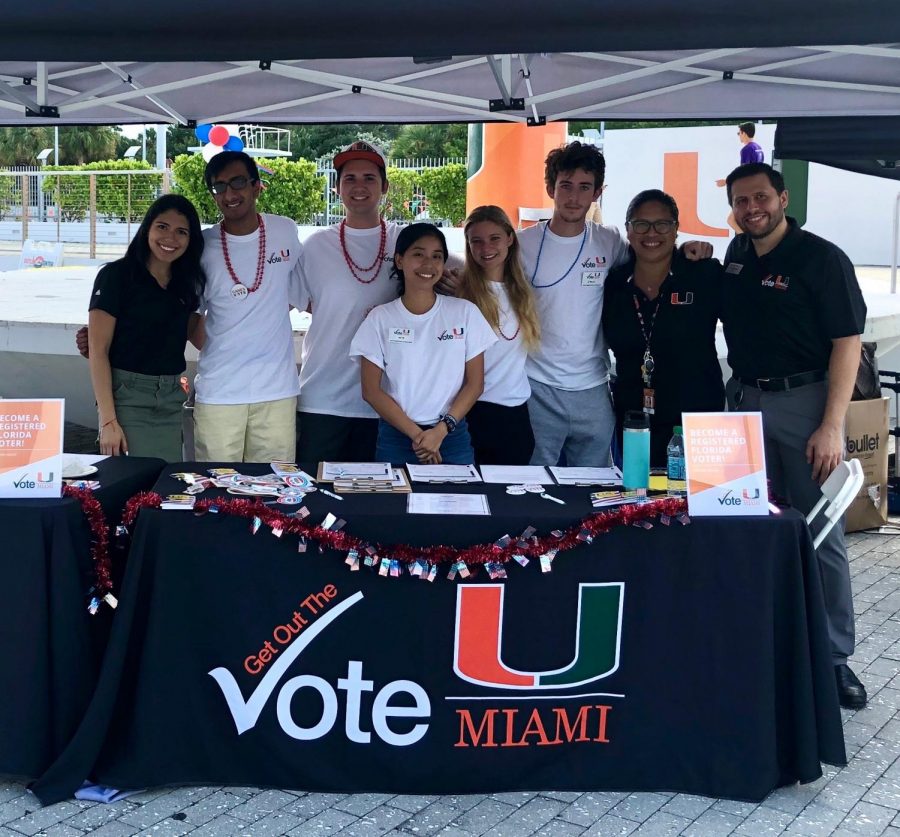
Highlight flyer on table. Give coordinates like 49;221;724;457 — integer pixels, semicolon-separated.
682;412;768;516
0;399;64;498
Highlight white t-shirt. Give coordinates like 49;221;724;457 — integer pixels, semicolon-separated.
195;214;304;405
480;283;531;407
519;221;629;391
297;222;401;418
350;295;497;425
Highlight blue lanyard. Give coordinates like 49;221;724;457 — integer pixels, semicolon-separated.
529;223;588;289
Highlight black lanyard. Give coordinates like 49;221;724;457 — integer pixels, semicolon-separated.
631;280;663;387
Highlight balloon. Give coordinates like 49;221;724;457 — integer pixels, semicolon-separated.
208;125;229;146
194;124;212;143
224;136;245;152
202;143;223;162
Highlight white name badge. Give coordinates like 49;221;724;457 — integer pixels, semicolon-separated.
725;262;744;275
389;328;414;344
581;270;606;286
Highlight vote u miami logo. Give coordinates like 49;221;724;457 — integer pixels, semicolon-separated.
453;583;624;689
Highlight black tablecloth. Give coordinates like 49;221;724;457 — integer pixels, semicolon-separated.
0;456;165;781
33;463;845;803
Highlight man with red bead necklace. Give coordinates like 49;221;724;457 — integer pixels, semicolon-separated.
293;141;403;461
192;151;304;462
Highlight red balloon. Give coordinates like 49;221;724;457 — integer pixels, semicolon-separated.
208;125;229;146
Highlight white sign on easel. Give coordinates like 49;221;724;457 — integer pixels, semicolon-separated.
0;399;64;498
683;412;769;516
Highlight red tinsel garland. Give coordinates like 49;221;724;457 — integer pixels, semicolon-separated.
121;492;688;571
63;484;113;594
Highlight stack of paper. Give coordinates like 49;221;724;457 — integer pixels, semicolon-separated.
590;489;646;509
406;464;481;483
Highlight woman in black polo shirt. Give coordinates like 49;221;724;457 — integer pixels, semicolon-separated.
88;194;206;461
602;190;725;466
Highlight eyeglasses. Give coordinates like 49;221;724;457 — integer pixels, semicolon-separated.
210;175;257;195
626;219;677;234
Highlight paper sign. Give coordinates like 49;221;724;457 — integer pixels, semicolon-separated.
18;240;64;269
682;412;767;516
0;399;64;498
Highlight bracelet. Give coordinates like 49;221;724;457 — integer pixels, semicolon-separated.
439;413;458;434
101;418;117;429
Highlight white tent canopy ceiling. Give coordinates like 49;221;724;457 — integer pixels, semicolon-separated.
2;1;900;126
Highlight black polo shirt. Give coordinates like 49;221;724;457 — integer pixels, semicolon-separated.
722;217;866;380
88;258;194;376
603;253;725;461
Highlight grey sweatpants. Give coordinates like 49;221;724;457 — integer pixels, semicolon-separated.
733;379;855;663
527;379;615;467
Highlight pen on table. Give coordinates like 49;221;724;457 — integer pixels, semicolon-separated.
319;488;344;500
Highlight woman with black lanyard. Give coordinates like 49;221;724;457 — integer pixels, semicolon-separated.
602;189;725;466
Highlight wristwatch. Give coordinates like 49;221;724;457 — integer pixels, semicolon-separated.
439;413;458;434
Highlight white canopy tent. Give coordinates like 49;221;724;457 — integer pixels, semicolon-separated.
1;0;898;126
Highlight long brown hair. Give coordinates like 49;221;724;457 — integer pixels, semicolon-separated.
459;205;540;350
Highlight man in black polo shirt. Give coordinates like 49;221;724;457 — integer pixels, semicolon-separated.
722;162;867;710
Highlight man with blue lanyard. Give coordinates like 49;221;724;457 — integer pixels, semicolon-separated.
519;141;710;467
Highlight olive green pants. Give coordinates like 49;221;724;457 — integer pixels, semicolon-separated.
111;368;185;462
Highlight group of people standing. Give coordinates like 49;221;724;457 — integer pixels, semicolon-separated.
80;134;869;710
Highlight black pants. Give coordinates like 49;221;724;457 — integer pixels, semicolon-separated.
296;412;379;462
467;400;535;465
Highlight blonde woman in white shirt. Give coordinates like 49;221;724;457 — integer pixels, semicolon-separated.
458;205;541;464
350;223;496;464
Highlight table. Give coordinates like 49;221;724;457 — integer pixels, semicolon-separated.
0;455;165;781
33;463;845;803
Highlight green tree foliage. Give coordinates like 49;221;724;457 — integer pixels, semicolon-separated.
171;154;217;222
290;124;401;161
255;157;325;222
384;167;420;222
390;124;467;159
0;127;52;165
58;128;119;165
418;164;467;225
0;126;121;166
171;153;325;223
42;159;159;222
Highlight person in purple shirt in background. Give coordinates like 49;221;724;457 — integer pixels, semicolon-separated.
718;121;765;230
738;122;765;164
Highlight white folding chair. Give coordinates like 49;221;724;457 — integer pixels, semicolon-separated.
517;207;553;228
806;459;865;549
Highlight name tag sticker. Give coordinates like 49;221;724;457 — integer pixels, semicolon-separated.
581;270;606;286
725;262;743;275
389;328;414;344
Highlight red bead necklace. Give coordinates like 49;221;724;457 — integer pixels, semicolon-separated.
497;321;521;341
221;214;266;298
340;219;387;284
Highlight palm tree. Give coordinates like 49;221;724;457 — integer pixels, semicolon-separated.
58;127;118;164
0;127;52;165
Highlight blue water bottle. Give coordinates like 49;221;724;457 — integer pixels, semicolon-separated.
622;410;650;490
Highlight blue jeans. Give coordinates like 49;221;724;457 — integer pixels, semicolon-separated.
375;418;475;465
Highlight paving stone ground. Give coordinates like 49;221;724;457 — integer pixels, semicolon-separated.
6;525;900;836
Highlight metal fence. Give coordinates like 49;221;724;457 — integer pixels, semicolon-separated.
314;156;466;226
0;157;465;253
0;168;169;255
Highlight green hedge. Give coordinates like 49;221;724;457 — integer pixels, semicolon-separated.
42;160;160;222
171;154;325;224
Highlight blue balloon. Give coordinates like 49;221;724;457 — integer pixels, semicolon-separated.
194;124;212;143
224;136;245;152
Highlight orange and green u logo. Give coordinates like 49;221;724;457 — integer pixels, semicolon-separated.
453;583;624;690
